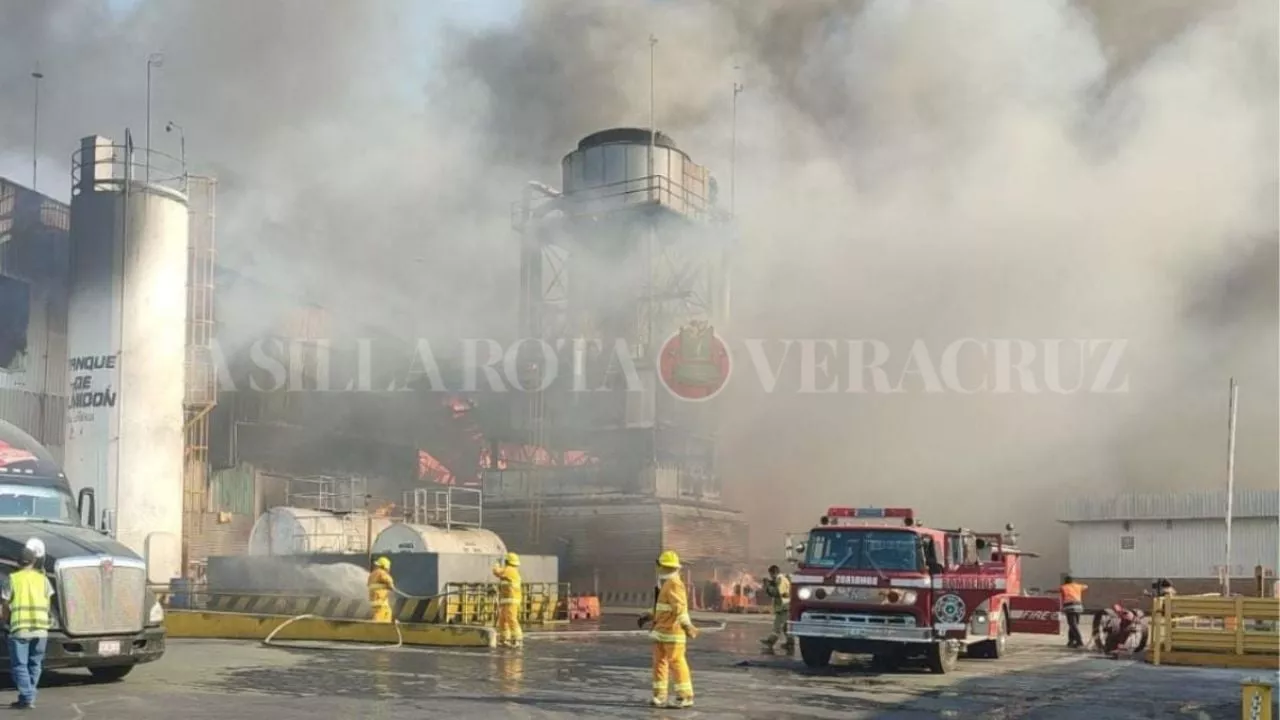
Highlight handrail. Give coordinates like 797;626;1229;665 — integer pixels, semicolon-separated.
70;144;187;197
1149;595;1279;669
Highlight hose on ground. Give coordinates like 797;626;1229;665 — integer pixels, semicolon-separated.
259;588;451;651
523;620;728;640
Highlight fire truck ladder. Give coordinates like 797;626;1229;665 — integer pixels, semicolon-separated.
182;175;217;577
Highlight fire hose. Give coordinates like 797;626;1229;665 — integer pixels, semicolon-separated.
260;588;444;652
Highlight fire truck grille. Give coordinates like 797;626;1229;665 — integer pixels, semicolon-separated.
58;562;146;636
800;611;917;627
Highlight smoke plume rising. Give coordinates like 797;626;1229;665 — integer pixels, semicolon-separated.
0;0;1275;583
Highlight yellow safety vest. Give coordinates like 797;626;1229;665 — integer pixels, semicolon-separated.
8;568;50;633
651;575;692;643
769;576;791;611
494;566;522;606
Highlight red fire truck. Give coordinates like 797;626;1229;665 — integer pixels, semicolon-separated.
785;507;1061;674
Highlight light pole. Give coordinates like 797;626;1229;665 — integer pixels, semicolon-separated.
731;75;744;217
146;52;164;182
31;66;43;191
166;121;186;179
648;34;658;202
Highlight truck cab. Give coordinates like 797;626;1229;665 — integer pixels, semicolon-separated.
786;507;1060;673
0;420;165;680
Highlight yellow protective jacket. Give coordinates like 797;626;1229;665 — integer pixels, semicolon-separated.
494;565;523;606
368;568;393;605
765;575;791;611
651;573;694;643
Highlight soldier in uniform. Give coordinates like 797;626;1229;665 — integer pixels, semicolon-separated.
759;565;794;654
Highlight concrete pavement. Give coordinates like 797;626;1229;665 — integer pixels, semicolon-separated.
3;620;1271;718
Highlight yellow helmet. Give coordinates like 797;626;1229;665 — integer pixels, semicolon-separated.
375;556;391;570
657;550;681;569
504;552;520;567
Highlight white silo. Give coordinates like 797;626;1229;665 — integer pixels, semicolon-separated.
64;135;189;582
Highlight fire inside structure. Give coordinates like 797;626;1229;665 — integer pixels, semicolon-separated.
478;128;746;595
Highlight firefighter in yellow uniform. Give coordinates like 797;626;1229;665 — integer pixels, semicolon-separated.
760;564;794;654
493;552;523;648
638;551;698;709
368;556;395;623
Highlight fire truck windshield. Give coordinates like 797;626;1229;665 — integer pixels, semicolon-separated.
804;528;922;572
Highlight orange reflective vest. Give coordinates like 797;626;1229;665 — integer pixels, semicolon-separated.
1060;582;1087;605
651;574;693;643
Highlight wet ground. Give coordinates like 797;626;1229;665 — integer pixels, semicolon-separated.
8;617;1273;719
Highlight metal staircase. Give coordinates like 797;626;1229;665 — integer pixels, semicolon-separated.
182;175;217;576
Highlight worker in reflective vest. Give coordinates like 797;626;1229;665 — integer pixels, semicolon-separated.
493;552;523;648
1060;575;1088;648
367;556;395;623
3;538;53;709
637;551;699;709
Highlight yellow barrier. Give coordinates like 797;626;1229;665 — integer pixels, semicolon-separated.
1242;678;1275;720
1149;596;1280;670
164;610;494;647
441;582;570;626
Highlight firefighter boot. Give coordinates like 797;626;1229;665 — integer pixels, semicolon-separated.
759;637;777;654
781;638;795;655
671;697;694;709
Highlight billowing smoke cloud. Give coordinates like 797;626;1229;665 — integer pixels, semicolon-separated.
1;0;1274;583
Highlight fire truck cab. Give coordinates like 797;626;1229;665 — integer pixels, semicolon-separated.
785;507;1061;674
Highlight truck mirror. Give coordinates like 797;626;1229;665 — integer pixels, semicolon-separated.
77;488;96;529
794;543;806;555
975;537;988;550
928;562;945;575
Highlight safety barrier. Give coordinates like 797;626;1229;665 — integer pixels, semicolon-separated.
563;595;601;620
164;610;493;647
1148;595;1280;669
440;582;569;625
159;583;569;625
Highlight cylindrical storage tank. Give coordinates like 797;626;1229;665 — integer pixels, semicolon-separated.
65;136;189;581
247;507;394;556
372;523;507;556
560;127;708;216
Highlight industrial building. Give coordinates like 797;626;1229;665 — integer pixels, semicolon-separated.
1060;489;1279;607
0;177;70;459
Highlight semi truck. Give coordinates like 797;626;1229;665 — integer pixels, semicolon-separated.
786;506;1061;673
0;419;165;680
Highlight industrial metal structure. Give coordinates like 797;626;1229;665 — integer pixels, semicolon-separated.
0;179;70;457
486;127;746;594
1060;490;1280;606
183;174;217;576
66;135;189;582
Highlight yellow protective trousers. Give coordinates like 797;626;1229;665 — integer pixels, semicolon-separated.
497;602;523;645
370;601;392;623
651;641;692;702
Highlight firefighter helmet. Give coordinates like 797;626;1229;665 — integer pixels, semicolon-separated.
657;551;681;569
504;552;521;567
375;556;391;570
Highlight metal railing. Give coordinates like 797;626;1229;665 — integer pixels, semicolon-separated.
1149;595;1279;668
510;174;725;228
441;582;570;626
70;144;187;197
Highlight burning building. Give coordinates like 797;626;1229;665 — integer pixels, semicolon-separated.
480;128;748;595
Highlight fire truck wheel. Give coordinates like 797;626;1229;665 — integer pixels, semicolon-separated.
968;618;1008;659
798;638;833;668
926;640;960;674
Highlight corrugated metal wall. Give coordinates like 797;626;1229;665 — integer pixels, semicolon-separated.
1067;517;1279;578
209;463;256;515
1061;490;1279;522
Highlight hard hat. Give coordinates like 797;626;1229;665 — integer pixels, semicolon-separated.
504;552;520;567
375;556;391;570
23;538;45;558
657;550;681;569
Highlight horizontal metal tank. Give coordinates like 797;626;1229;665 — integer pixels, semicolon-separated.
372;522;507;556
247;507;394;556
560;127;712;217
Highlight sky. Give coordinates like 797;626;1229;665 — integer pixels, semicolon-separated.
0;0;522;199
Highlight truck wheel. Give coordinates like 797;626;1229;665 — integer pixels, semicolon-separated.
926;641;960;674
799;638;833;668
969;618;1008;659
89;665;134;682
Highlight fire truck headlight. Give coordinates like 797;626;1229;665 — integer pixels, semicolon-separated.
898;590;917;605
797;587;813;601
148;599;165;625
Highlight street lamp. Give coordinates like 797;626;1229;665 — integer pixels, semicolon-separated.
166;121;186;180
146;52;164;182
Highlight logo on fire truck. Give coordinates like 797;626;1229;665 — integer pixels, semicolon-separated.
933;593;966;624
